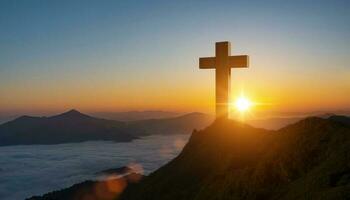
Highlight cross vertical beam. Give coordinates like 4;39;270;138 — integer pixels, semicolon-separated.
215;42;231;119
199;41;249;119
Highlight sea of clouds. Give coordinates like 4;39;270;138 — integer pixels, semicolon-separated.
0;134;189;200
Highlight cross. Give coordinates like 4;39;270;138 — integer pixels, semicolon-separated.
199;41;249;119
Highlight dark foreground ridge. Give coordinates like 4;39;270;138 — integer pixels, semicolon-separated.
120;116;350;200
29;115;350;200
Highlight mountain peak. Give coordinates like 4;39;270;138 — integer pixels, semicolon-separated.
65;109;81;115
52;109;91;119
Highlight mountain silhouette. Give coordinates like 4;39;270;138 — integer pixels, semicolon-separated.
0;109;134;146
127;112;214;135
329;115;350;126
51;109;92;119
0;110;213;146
118;116;350;200
29;115;350;200
92;110;181;121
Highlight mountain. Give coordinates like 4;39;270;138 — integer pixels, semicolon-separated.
27;173;144;200
118;116;350;200
246;113;350;130
92;111;181;121
29;115;350;200
0;114;18;125
329;115;350;126
0;110;213;146
247;116;302;130
127;112;214;135
246;112;348;130
0;109;135;146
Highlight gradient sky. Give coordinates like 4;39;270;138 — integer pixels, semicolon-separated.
0;0;349;116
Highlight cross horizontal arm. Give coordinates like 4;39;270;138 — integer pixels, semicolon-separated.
199;57;215;69
228;55;249;68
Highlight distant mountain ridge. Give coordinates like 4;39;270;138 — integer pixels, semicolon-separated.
0;109;213;146
92;110;181;121
127;112;214;135
3;108;347;147
0;109;134;146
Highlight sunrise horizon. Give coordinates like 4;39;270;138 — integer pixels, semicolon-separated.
1;1;349;119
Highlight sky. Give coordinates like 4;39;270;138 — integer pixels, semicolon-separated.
0;0;349;116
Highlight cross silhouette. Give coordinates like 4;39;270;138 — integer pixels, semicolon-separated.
199;41;249;119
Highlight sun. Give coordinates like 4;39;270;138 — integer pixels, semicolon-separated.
234;96;252;112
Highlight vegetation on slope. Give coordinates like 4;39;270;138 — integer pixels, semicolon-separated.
120;116;350;200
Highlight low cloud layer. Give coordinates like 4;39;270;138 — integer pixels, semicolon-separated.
0;134;189;200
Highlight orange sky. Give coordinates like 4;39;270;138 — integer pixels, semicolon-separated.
1;1;349;116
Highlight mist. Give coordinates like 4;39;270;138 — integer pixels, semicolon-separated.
0;134;189;200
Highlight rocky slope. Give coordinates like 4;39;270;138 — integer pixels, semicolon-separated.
120;116;350;200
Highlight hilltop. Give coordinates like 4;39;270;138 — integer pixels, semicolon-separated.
119;116;350;200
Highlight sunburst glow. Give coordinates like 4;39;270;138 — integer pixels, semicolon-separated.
234;96;252;112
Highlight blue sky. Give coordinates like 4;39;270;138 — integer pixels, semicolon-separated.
0;0;349;114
